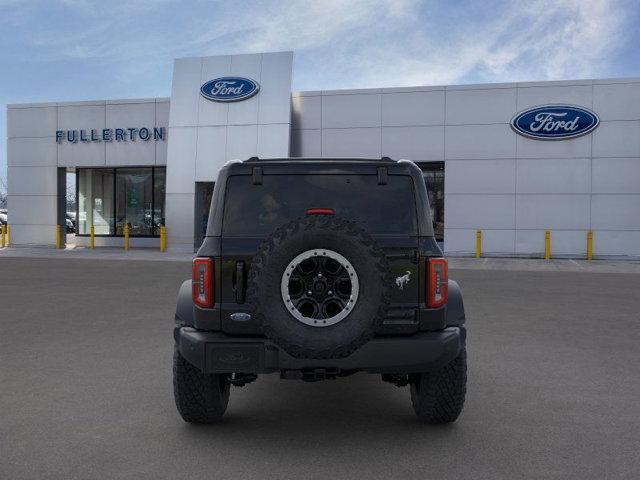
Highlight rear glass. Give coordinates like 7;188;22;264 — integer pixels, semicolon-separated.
222;174;417;235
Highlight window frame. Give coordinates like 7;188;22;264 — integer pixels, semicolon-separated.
75;166;166;238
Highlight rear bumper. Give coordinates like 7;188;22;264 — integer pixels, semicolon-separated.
175;326;464;375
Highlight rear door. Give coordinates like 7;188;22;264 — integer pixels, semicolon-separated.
219;172;420;334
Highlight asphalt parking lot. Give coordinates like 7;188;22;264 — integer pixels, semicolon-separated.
1;257;639;479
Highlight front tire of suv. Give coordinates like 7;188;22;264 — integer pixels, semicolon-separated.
173;345;230;423
409;347;467;424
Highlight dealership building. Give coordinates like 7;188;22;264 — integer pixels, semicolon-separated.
6;51;640;257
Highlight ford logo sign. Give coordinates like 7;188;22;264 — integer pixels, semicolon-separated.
511;105;599;140
200;77;260;102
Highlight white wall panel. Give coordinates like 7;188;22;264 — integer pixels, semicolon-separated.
446;88;516;125
381;126;444;161
155;101;170;165
7;195;57;225
227;54;261;126
516;85;592;111
292;95;321;130
593;82;640;121
592;121;640;157
259;51;294;124
322;94;381;129
166;128;196;194
198;55;232;127
591;195;640;230
445;124;515;159
592;158;640;193
106;138;155;166
165;193;195;250
516;194;589;230
445;194;515;228
106;102;155;127
57;141;105;167
321;128;381;158
7;106;57;138
169;57;202;127
7;166;58;196
8;137;57;167
291;129;321;157
445;159;515;194
381;91;444;126
3;224;56;246
592;231;640;256
445;228;515;255
515;229;586;256
226;124;258;160
516;158;590;194
195;126;227;181
58;104;105;131
257;124;290;158
516;134;591;159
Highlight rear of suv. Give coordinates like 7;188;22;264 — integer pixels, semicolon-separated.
173;158;467;424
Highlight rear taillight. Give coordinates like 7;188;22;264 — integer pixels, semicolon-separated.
306;208;335;215
192;257;214;308
427;258;448;308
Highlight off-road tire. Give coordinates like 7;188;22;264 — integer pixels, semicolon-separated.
410;347;467;424
247;215;391;359
173;345;230;423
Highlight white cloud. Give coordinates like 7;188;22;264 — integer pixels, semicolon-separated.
15;0;631;88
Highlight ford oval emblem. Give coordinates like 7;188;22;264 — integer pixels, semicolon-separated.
200;76;260;102
230;312;252;322
511;104;599;140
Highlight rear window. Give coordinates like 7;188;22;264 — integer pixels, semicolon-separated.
222;174;417;236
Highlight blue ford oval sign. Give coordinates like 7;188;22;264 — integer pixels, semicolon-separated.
511;105;599;140
200;77;260;102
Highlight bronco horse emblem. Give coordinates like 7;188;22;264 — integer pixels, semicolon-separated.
395;271;411;290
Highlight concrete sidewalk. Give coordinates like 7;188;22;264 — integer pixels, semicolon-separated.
2;246;640;273
0;246;193;262
449;256;640;274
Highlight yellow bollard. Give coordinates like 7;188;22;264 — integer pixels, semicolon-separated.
475;229;482;259
544;230;551;260
90;224;95;249
587;230;593;261
55;225;62;249
1;224;6;248
160;226;167;252
6;224;10;246
124;224;129;251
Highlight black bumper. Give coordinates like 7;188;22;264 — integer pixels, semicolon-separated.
175;326;464;375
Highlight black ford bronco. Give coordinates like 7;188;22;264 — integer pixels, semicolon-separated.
173;158;467;424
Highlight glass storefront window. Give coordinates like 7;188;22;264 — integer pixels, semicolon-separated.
78;169;114;235
115;169;153;236
76;167;165;237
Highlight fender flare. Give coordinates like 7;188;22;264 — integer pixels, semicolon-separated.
445;279;465;326
175;280;194;327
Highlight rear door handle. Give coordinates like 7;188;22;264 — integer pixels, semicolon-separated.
235;261;246;304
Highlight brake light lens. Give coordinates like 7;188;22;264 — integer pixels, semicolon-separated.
427;258;448;308
192;257;214;308
306;208;335;215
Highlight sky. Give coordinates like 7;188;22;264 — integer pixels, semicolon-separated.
1;0;639;191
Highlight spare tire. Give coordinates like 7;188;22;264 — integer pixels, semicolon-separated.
247;215;391;359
